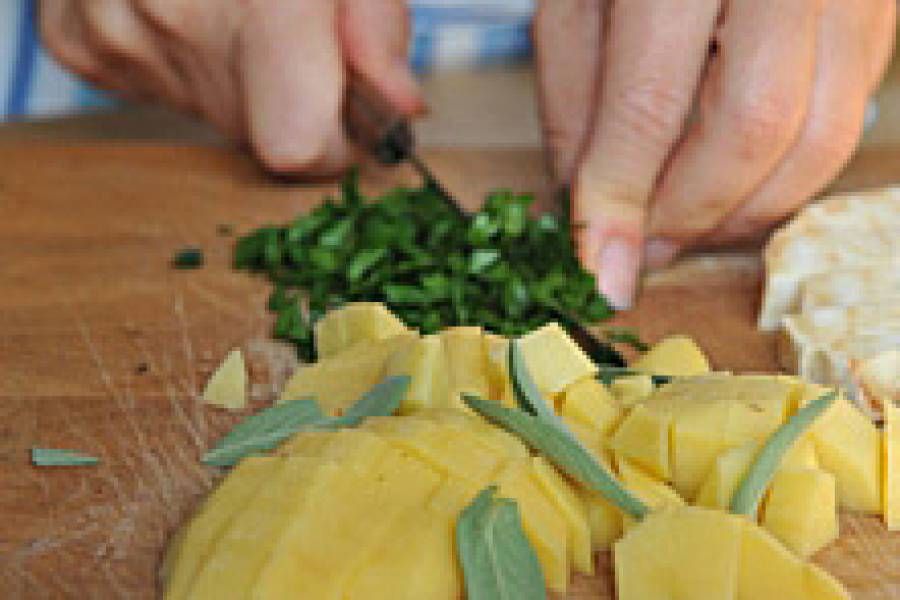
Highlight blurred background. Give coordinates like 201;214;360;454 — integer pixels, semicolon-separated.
1;0;897;150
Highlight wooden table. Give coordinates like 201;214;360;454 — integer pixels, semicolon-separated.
0;140;897;598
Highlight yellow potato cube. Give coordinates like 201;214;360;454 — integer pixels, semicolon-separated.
609;375;654;408
694;441;758;512
201;348;247;410
441;326;491;407
616;458;685;530
484;333;517;408
314;302;408;359
672;422;730;500
496;459;570;593
582;491;623;551
561;415;604;458
518;322;598;394
384;334;451;413
762;467;838;558
738;519;806;599
280;333;416;413
530;456;594;575
800;384;882;513
781;435;818;470
614;506;742;600
609;404;672;480
631;335;711;376
560;377;624;437
884;400;900;530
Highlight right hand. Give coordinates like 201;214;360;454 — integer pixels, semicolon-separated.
39;0;424;175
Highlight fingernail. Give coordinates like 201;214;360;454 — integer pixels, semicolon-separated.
597;237;641;310
644;238;680;271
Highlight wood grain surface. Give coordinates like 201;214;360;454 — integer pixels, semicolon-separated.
0;144;897;599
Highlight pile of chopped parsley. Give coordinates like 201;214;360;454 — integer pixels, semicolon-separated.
234;170;613;361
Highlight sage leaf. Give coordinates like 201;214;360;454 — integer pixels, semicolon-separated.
463;395;649;521
31;448;99;467
456;486;546;600
202;399;324;467
730;390;838;516
596;366;672;387
508;340;565;430
328;375;410;427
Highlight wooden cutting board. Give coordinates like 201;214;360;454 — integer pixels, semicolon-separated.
1;144;897;599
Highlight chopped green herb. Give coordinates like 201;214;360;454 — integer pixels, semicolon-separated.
234;169;615;360
456;486;547;600
729;390;837;516
603;328;649;352
31;448;99;467
172;247;204;269
202;376;410;466
463;394;649;521
596;366;672;386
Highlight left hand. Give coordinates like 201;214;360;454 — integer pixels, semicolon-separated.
534;0;895;309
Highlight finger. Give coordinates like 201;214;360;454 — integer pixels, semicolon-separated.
339;0;424;116
866;0;897;90
78;0;191;106
646;0;821;256
707;0;875;244
38;0;109;84
533;0;604;184
238;0;352;175
573;0;721;308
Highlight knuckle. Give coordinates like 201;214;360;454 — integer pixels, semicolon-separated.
134;0;195;39
611;76;692;146
726;88;800;159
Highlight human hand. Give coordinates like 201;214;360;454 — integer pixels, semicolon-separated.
39;0;424;175
535;0;895;308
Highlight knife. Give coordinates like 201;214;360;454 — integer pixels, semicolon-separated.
342;76;626;368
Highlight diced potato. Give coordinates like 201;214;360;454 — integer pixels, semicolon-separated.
799;384;882;513
484;333;517;408
384;334;451;413
280;333;416;414
530;456;593;575
694;442;758;512
610;404;672;480
315;302;408;359
631;335;711;377
201;348;247;410
610;375;654;408
614;506;742;600
738;518;806;599
164;457;282;599
253;450;442;599
762;468;838;558
562;415;604;458
496;459;570;593
804;563;851;599
616;458;685;530
343;501;459;599
582;491;623;551
884;400;900;530
672;422;730;500
781;435;818;470
187;457;329;598
560;377;624;437
441;327;490;408
518;322;598;394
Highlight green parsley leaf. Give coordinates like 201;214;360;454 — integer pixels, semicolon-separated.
171;247;204;269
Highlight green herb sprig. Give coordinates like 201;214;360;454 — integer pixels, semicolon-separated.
31;448;99;467
456;486;547;600
234;170;613;361
729;390;837;516
202;375;410;466
171;247;204;269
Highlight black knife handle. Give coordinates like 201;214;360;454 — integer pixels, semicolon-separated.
343;75;414;165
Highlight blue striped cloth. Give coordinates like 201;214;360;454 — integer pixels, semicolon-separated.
1;0;535;120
